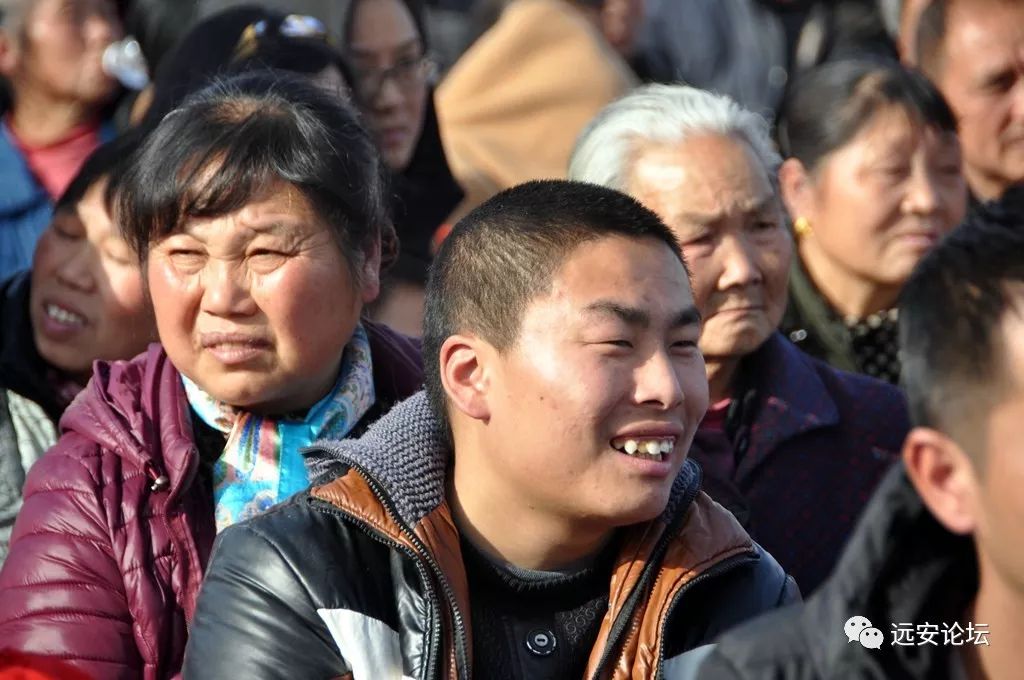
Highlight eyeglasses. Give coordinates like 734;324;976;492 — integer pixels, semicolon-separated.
234;14;331;60
348;55;436;101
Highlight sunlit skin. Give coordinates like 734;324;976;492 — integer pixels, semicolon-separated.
444;235;708;570
347;0;428;171
30;180;155;381
146;182;380;415
0;0;121;145
628;133;791;402
905;304;1024;680
780;105;967;319
933;0;1024;200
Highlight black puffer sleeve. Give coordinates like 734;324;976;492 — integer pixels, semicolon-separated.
183;503;348;679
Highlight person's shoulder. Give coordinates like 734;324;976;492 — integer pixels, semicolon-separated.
695;604;819;679
807;355;910;440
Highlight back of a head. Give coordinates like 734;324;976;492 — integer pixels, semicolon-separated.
139;5;273;128
229;12;352;86
900;187;1024;446
778;58;957;171
422;179;685;424
118;70;392;269
569;83;780;192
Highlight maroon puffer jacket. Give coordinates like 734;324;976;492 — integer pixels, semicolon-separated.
0;321;422;679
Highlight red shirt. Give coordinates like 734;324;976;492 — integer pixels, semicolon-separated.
6;118;102;200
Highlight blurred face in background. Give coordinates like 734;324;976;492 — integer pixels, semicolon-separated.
781;105;967;312
347;0;430;171
0;0;121;107
30;180;155;380
933;0;1024;200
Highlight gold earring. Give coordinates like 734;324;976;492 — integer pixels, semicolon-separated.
793;216;812;238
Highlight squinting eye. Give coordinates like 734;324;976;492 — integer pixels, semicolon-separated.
604;340;633;348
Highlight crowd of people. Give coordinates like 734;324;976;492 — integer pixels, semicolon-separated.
0;0;1021;678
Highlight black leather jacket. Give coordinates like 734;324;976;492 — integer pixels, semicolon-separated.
184;393;800;679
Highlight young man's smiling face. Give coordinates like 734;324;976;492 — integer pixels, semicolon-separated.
471;234;708;529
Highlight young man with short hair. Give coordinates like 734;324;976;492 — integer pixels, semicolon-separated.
183;180;798;679
696;187;1024;679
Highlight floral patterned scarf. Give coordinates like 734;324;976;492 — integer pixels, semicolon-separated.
183;323;375;532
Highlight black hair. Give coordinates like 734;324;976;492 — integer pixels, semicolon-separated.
778;59;957;171
123;0;200;77
900;186;1024;449
117;70;394;278
423;179;687;425
228;12;354;88
342;0;429;50
138;5;270;129
54;129;144;215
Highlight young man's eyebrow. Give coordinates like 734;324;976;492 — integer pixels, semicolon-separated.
582;301;702;328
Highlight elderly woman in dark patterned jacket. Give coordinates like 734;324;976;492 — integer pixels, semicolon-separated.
571;83;912;595
0;72;423;679
0;133;156;567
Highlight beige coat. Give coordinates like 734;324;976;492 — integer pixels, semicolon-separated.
436;0;636;218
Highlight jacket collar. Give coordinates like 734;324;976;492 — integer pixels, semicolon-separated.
732;332;840;482
800;465;977;675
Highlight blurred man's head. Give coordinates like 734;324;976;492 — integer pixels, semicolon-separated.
424;180;709;549
917;0;1024;200
900;187;1024;595
570;84;790;400
0;0;121;109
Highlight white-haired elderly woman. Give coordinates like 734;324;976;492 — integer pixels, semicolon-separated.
569;83;910;595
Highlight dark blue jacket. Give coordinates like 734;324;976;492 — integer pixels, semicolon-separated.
691;332;909;595
0;122;116;279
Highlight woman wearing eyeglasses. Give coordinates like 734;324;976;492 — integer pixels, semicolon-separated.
0;72;423;680
344;0;464;337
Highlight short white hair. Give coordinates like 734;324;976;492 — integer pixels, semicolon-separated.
568;83;781;192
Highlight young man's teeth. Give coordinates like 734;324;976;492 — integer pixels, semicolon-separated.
46;304;84;326
614;438;675;458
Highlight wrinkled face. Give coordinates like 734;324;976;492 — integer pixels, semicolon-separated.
629;134;791;365
347;0;428;171
971;307;1024;595
937;1;1024;200
481;236;708;527
146;183;380;414
5;0;121;106
798;106;967;290
30;180;154;378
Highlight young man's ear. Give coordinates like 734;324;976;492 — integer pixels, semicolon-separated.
439;334;493;423
903;427;980;535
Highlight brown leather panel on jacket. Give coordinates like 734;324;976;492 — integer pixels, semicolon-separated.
417;504;473;680
585;491;755;679
311;470;414;551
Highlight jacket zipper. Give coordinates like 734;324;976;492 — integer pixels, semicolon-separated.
313;463;471;680
653;552;756;680
588;480;701;680
310;498;442;680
